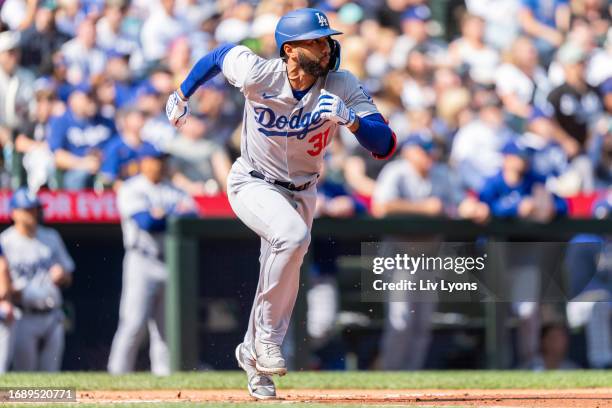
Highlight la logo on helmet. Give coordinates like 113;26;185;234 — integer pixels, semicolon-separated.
315;12;328;27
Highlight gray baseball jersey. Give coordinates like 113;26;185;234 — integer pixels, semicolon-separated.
0;226;74;310
117;174;194;258
222;45;379;186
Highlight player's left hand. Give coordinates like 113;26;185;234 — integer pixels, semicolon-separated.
50;264;71;287
314;89;356;128
166;90;190;128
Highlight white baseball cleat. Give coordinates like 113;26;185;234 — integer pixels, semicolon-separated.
253;340;287;376
235;343;277;400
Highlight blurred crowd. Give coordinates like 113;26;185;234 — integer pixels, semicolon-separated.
0;0;609;220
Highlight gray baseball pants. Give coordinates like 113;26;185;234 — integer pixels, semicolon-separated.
107;251;170;376
12;309;64;371
0;321;13;373
227;160;316;349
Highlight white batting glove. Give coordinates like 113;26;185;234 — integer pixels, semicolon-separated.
314;89;356;127
166;90;190;128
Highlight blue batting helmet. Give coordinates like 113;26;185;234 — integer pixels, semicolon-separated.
9;187;41;211
275;8;342;57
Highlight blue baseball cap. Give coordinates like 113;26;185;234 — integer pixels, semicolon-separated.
501;140;530;158
9;187;41;211
401;132;434;152
401;5;431;22
137;142;167;160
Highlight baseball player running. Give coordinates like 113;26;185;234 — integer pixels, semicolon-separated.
167;8;396;399
0;188;74;371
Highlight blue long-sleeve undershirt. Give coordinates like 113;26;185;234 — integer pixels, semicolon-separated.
179;44;236;98
353;113;396;159
132;211;167;232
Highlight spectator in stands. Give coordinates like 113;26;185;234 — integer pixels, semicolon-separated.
191;80;242;146
137;80;177;151
450;92;513;191
95;0;139;61
495;36;552;131
589;117;611;189
518;0;570;66
14;81;60;191
19;4;70;76
55;0;88;37
389;5;446;71
60;17;106;86
373;134;489;370
548;42;604;148
479;140;568;221
166;36;192;90
165;115;231;196
92;74;121;120
521;107;594;196
464;0;520;51
0;31;35;141
447;12;499;78
400;46;436;113
140;0;186;65
48;86;117;189
103;52;137;107
0;247;14;374
526;322;579;370
571;0;611;41
99;106;150;190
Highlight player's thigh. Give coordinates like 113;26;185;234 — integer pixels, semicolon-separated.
118;252;158;326
12;316;39;370
39;311;65;371
229;180;307;244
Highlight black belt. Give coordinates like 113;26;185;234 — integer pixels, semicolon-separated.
21;306;56;315
249;170;313;192
128;247;165;263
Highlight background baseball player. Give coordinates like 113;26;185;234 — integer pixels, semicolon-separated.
0;187;74;372
107;143;196;376
167;8;396;399
0;245;13;374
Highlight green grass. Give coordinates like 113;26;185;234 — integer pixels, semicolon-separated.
0;370;611;390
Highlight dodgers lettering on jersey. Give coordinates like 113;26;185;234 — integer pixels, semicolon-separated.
48;110;117;156
221;45;378;186
117;174;195;257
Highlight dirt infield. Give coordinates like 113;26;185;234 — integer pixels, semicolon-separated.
79;388;612;406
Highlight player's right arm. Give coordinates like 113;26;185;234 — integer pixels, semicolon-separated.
166;44;261;128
